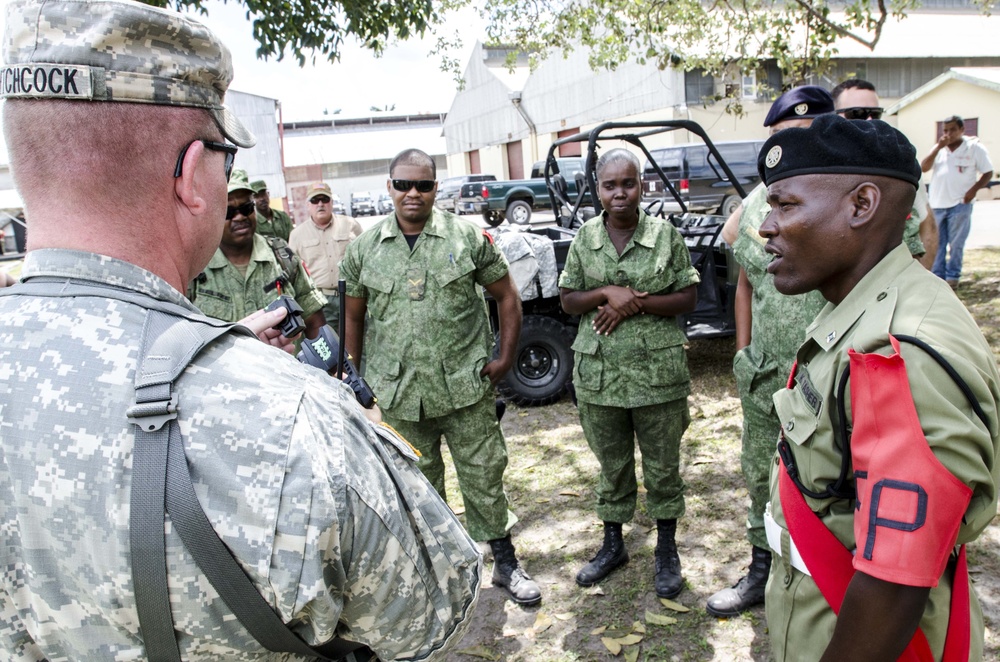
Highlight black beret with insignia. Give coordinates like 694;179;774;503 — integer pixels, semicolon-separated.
763;85;835;127
757;114;921;188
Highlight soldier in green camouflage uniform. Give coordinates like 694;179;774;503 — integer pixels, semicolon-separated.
341;148;542;606
0;2;481;658
559;149;699;598
189;170;328;339
250;178;294;241
708;87;929;617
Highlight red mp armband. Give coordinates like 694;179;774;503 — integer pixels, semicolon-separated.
848;335;972;587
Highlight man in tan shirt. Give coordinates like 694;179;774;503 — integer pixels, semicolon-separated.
289;181;364;332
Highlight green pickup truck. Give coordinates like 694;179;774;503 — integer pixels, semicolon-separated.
458;157;589;226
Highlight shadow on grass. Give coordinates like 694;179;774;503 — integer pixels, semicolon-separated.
441;334;772;660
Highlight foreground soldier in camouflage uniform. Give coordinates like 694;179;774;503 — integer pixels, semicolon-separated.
189;169;328;338
0;1;481;659
341;149;541;606
559;149;699;598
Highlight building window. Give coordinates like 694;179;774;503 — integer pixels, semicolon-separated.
742;72;757;99
685;69;715;104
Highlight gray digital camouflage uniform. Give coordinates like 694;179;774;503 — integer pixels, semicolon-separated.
559;210;700;523
732;183;927;549
0;249;482;660
340;208;517;541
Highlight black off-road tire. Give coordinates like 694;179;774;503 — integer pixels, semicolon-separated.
719;194;742;218
497;315;575;407
483;209;505;227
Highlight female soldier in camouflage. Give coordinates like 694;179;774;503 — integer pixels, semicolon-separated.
559;149;699;597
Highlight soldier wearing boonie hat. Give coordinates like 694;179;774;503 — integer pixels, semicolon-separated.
190;168;328;336
757;113;1000;661
0;0;482;660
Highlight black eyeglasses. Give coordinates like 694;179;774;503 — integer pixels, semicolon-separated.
837;107;884;121
225;201;256;220
391;179;435;193
310;195;331;204
174;140;238;181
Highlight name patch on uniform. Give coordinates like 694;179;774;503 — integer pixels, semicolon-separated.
795;366;823;416
0;64;93;99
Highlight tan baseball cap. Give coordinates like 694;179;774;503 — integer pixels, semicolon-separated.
1;0;255;148
306;182;332;201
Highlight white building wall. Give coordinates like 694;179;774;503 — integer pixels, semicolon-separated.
227;91;286;198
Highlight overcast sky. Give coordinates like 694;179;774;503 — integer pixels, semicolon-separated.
186;0;480;122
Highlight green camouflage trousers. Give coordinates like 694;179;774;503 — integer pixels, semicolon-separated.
321;298;340;335
739;387;781;549
385;391;517;542
578;398;690;523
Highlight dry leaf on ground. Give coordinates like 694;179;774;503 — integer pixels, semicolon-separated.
659;598;691;612
455;645;500;660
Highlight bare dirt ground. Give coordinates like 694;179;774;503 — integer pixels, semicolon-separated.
444;248;1000;662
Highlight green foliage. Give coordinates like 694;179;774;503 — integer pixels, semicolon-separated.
455;0;997;106
142;0;440;65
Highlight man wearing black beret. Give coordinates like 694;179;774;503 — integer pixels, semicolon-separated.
759;114;1000;661
708;86;836;618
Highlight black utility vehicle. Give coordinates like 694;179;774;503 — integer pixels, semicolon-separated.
642;139;764;217
487;121;745;406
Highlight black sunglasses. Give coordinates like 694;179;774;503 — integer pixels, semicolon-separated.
225;201;256;220
310;195;331;204
837;107;884;121
174;140;238;181
391;179;435;193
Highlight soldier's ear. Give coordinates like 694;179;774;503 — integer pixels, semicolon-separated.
848;182;881;230
174;140;210;217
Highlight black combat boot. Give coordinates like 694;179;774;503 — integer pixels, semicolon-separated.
576;521;629;586
489;535;542;606
706;545;771;618
654;519;684;599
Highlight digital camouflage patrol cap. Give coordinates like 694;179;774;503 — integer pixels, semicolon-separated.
1;0;255;148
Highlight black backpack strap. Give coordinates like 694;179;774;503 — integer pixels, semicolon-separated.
782;332;993;503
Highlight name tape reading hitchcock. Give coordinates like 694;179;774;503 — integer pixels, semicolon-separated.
0;65;93;99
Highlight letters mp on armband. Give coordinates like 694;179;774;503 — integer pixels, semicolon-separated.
1;64;92;98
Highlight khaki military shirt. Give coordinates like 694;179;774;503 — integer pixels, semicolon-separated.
559;210;700;408
765;244;1000;660
0;249;482;660
733;183;927;413
190;234;326;323
289;215;364;293
256;208;293;242
341;209;509;421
